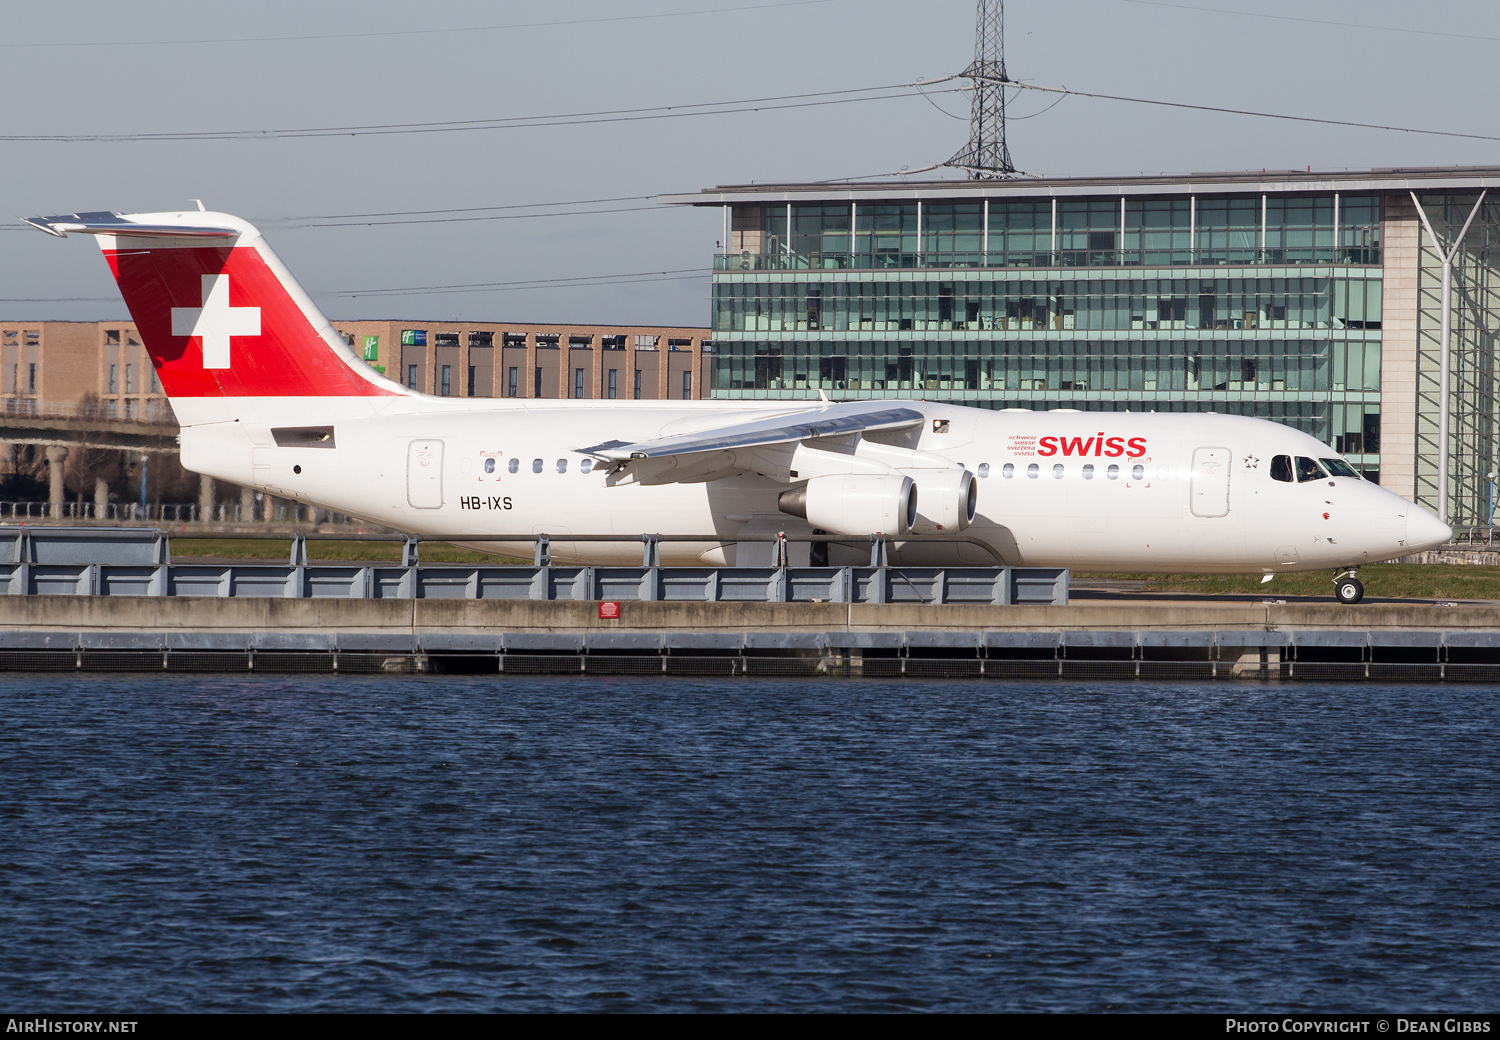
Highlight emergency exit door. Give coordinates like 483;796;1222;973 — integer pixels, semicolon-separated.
407;440;444;508
1190;446;1231;518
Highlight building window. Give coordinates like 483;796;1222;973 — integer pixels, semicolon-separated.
668;338;692;351
469;331;493;347
149;367;160;393
508;367;518;398
28;363;37;394
434;332;459;348
570;335;592;348
103;330;119;346
634;335;658;350
574;368;584;399
125;364;135;394
467;365;476;397
601;335;626;350
608;369;617;399
503;333;526;348
124;399;135;418
634;369;642;400
108;364;117;394
23;331;38;347
406;364;418;389
534;368;543;398
536;334;559;349
441;365;451;396
682;371;691;399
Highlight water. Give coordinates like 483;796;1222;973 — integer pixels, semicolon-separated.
0;675;1495;1012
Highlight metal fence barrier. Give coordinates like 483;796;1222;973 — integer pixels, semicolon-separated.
0;526;1069;605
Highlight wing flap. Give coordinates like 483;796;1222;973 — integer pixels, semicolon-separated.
578;403;923;462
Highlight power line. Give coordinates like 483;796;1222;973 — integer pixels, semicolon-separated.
280;205;661;230
277;195;656;221
0;0;842;49
319;270;707;298
1001;79;1500;145
0;83;955;144
1118;0;1500;45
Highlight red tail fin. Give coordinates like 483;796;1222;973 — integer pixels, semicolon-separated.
27;210;398;402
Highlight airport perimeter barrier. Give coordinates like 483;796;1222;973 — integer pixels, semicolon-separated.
0;527;1069;606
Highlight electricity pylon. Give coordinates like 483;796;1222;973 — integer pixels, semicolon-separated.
947;0;1016;179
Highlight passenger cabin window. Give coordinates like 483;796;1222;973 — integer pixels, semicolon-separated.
1027;463;1039;479
1296;457;1326;483
977;463;989;478
1321;458;1360;479
484;458;496;474
580;458;593;474
1132;464;1145;480
1052;464;1064;479
508;458;519;474
532;459;543;473
556;459;568;473
1107;464;1119;479
1270;455;1293;482
1002;463;1014;478
1082;464;1094;479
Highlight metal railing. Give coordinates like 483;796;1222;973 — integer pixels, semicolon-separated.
0;502;369;524
0;526;1068;605
0;397;176;423
715;247;1381;272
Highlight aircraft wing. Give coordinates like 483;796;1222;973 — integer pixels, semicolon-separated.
578;402;924;462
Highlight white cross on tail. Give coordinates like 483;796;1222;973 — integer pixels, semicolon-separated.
171;274;260;369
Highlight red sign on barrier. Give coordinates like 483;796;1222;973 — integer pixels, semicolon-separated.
598;601;621;619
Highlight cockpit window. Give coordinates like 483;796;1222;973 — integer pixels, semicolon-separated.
1295;456;1326;483
1320;458;1360;479
1270;455;1292;482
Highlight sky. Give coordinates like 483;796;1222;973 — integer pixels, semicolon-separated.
3;0;1499;328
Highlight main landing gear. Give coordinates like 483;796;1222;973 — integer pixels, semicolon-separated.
1334;568;1364;605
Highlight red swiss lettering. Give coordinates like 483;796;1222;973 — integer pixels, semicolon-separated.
1104;436;1125;457
1126;437;1147;458
1038;436;1057;456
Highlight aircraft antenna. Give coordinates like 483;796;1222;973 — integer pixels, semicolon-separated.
947;0;1016;179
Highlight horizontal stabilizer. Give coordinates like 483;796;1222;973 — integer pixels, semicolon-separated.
23;212;240;238
578;402;924;462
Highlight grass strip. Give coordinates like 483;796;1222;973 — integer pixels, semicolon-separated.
1078;562;1500;600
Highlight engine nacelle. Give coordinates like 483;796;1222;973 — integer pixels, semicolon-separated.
908;467;977;534
779;473;915;537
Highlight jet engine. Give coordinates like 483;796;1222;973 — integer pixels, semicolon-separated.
908;467;977;534
778;473;916;537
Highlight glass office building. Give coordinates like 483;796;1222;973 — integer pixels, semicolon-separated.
664;168;1500;529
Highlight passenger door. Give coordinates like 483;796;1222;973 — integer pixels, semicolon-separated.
1190;446;1231;518
407;440;444;509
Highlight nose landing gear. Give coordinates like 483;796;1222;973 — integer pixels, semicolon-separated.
1334;568;1364;604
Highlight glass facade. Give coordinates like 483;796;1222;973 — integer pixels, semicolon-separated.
711;191;1384;477
1413;193;1500;528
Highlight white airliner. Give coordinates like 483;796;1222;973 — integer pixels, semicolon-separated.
26;208;1450;604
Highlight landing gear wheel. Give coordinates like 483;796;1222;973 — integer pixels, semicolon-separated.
1335;577;1365;605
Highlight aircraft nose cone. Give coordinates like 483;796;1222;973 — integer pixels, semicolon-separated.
1407;507;1452;552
